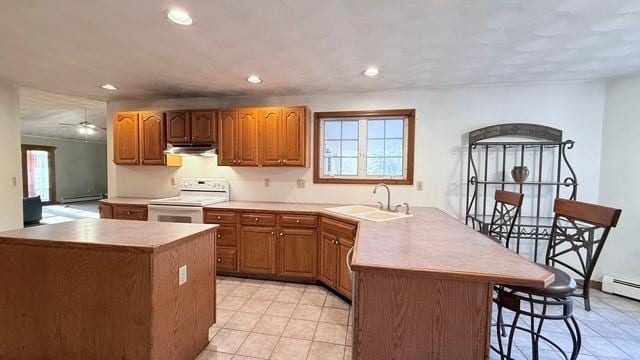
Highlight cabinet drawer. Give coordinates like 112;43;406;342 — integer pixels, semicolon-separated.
215;225;237;247
99;204;113;219
204;210;237;224
239;213;276;226
279;214;317;228
321;217;357;238
216;247;237;272
113;205;147;221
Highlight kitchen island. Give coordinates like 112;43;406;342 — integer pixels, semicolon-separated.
0;218;217;360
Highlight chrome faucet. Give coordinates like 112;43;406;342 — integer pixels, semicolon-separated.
373;183;392;212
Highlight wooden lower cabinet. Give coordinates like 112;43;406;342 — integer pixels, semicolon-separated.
240;226;277;275
112;205;148;221
319;231;338;286
216;247;238;272
278;228;316;278
99;204;113;219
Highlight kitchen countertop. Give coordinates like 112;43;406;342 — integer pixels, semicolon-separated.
100;198;554;287
100;197;153;205
0;218;217;252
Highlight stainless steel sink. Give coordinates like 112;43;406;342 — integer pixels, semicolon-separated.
325;205;413;222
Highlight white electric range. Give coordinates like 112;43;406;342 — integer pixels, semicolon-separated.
147;178;229;224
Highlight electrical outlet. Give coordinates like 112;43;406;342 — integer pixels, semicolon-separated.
416;181;423;191
171;177;177;186
297;179;305;188
11;177;17;187
264;178;270;187
178;265;188;286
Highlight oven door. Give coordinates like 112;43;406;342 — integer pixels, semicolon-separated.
147;204;204;224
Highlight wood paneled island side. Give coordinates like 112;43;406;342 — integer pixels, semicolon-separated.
0;218;217;360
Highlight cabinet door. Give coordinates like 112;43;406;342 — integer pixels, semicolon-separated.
217;110;237;166
216;247;238;272
278;228;317;278
114;112;139;165
318;231;338;287
240;226;276;274
237;108;259;166
191;110;216;144
166;111;190;143
337;238;354;299
281;107;307;166
138;112;166;165
258;108;282;166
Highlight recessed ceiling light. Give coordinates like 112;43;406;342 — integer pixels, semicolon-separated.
167;9;193;26
246;75;263;84
363;67;381;77
100;84;118;91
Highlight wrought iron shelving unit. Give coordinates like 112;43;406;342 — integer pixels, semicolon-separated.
465;124;578;263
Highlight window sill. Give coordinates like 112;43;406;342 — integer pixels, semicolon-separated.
314;177;413;185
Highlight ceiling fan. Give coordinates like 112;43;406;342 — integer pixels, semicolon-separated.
58;109;106;141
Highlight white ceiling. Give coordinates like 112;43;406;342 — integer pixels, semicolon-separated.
1;0;640;100
20;88;107;142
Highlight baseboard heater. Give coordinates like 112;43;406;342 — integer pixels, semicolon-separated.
602;275;640;301
60;194;104;204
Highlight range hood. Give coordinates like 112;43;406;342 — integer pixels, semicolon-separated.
163;144;216;157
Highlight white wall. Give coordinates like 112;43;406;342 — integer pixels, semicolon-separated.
0;78;23;230
108;81;605;221
597;75;640;282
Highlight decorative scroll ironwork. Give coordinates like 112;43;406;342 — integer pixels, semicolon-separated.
465;123;578;263
487;201;521;247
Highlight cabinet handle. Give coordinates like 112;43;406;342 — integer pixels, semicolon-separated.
296;219;300;223
255;217;259;222
283;159;287;164
127;211;132;215
271;232;274;235
279;232;283;236
217;216;221;220
279;159;282;164
217;234;221;238
217;258;221;262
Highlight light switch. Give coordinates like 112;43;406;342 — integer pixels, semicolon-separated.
179;265;188;286
416;181;423;191
297;179;305;188
264;178;270;187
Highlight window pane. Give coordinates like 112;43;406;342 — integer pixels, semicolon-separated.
385;139;403;156
367;139;384;156
385;119;404;138
367;157;384;176
342;140;358;156
368;120;385;138
324;157;341;176
324;121;341;139
385;157;403;176
324;140;341;157
342;121;358;139
341;158;358;176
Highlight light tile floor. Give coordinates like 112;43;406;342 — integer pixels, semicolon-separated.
199;276;640;360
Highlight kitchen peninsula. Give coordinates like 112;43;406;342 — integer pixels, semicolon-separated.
0;218;217;360
101;198;554;359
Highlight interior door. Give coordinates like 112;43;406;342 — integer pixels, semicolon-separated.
114;112;139;165
258;108;282;166
278;228;317;278
166;111;190;143
318;231;338;286
191;110;216;143
21;145;56;204
217;110;238;166
237;108;259;166
281;107;306;166
138;112;166;165
240;226;277;274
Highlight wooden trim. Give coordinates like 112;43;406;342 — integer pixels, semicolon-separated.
313;109;415;185
21;144;57;204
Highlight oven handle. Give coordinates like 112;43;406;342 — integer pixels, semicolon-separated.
147;204;203;211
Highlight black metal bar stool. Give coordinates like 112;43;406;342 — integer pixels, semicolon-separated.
485;190;525;246
492;199;622;360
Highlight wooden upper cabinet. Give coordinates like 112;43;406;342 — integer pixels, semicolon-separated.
139;112;166;165
114;112;140;165
218;110;238;166
258;108;282;166
281;107;307;166
238;108;259;166
166;111;190;144
240;225;277;274
191;110;217;144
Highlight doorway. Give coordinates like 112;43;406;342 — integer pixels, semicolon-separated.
21;144;56;204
